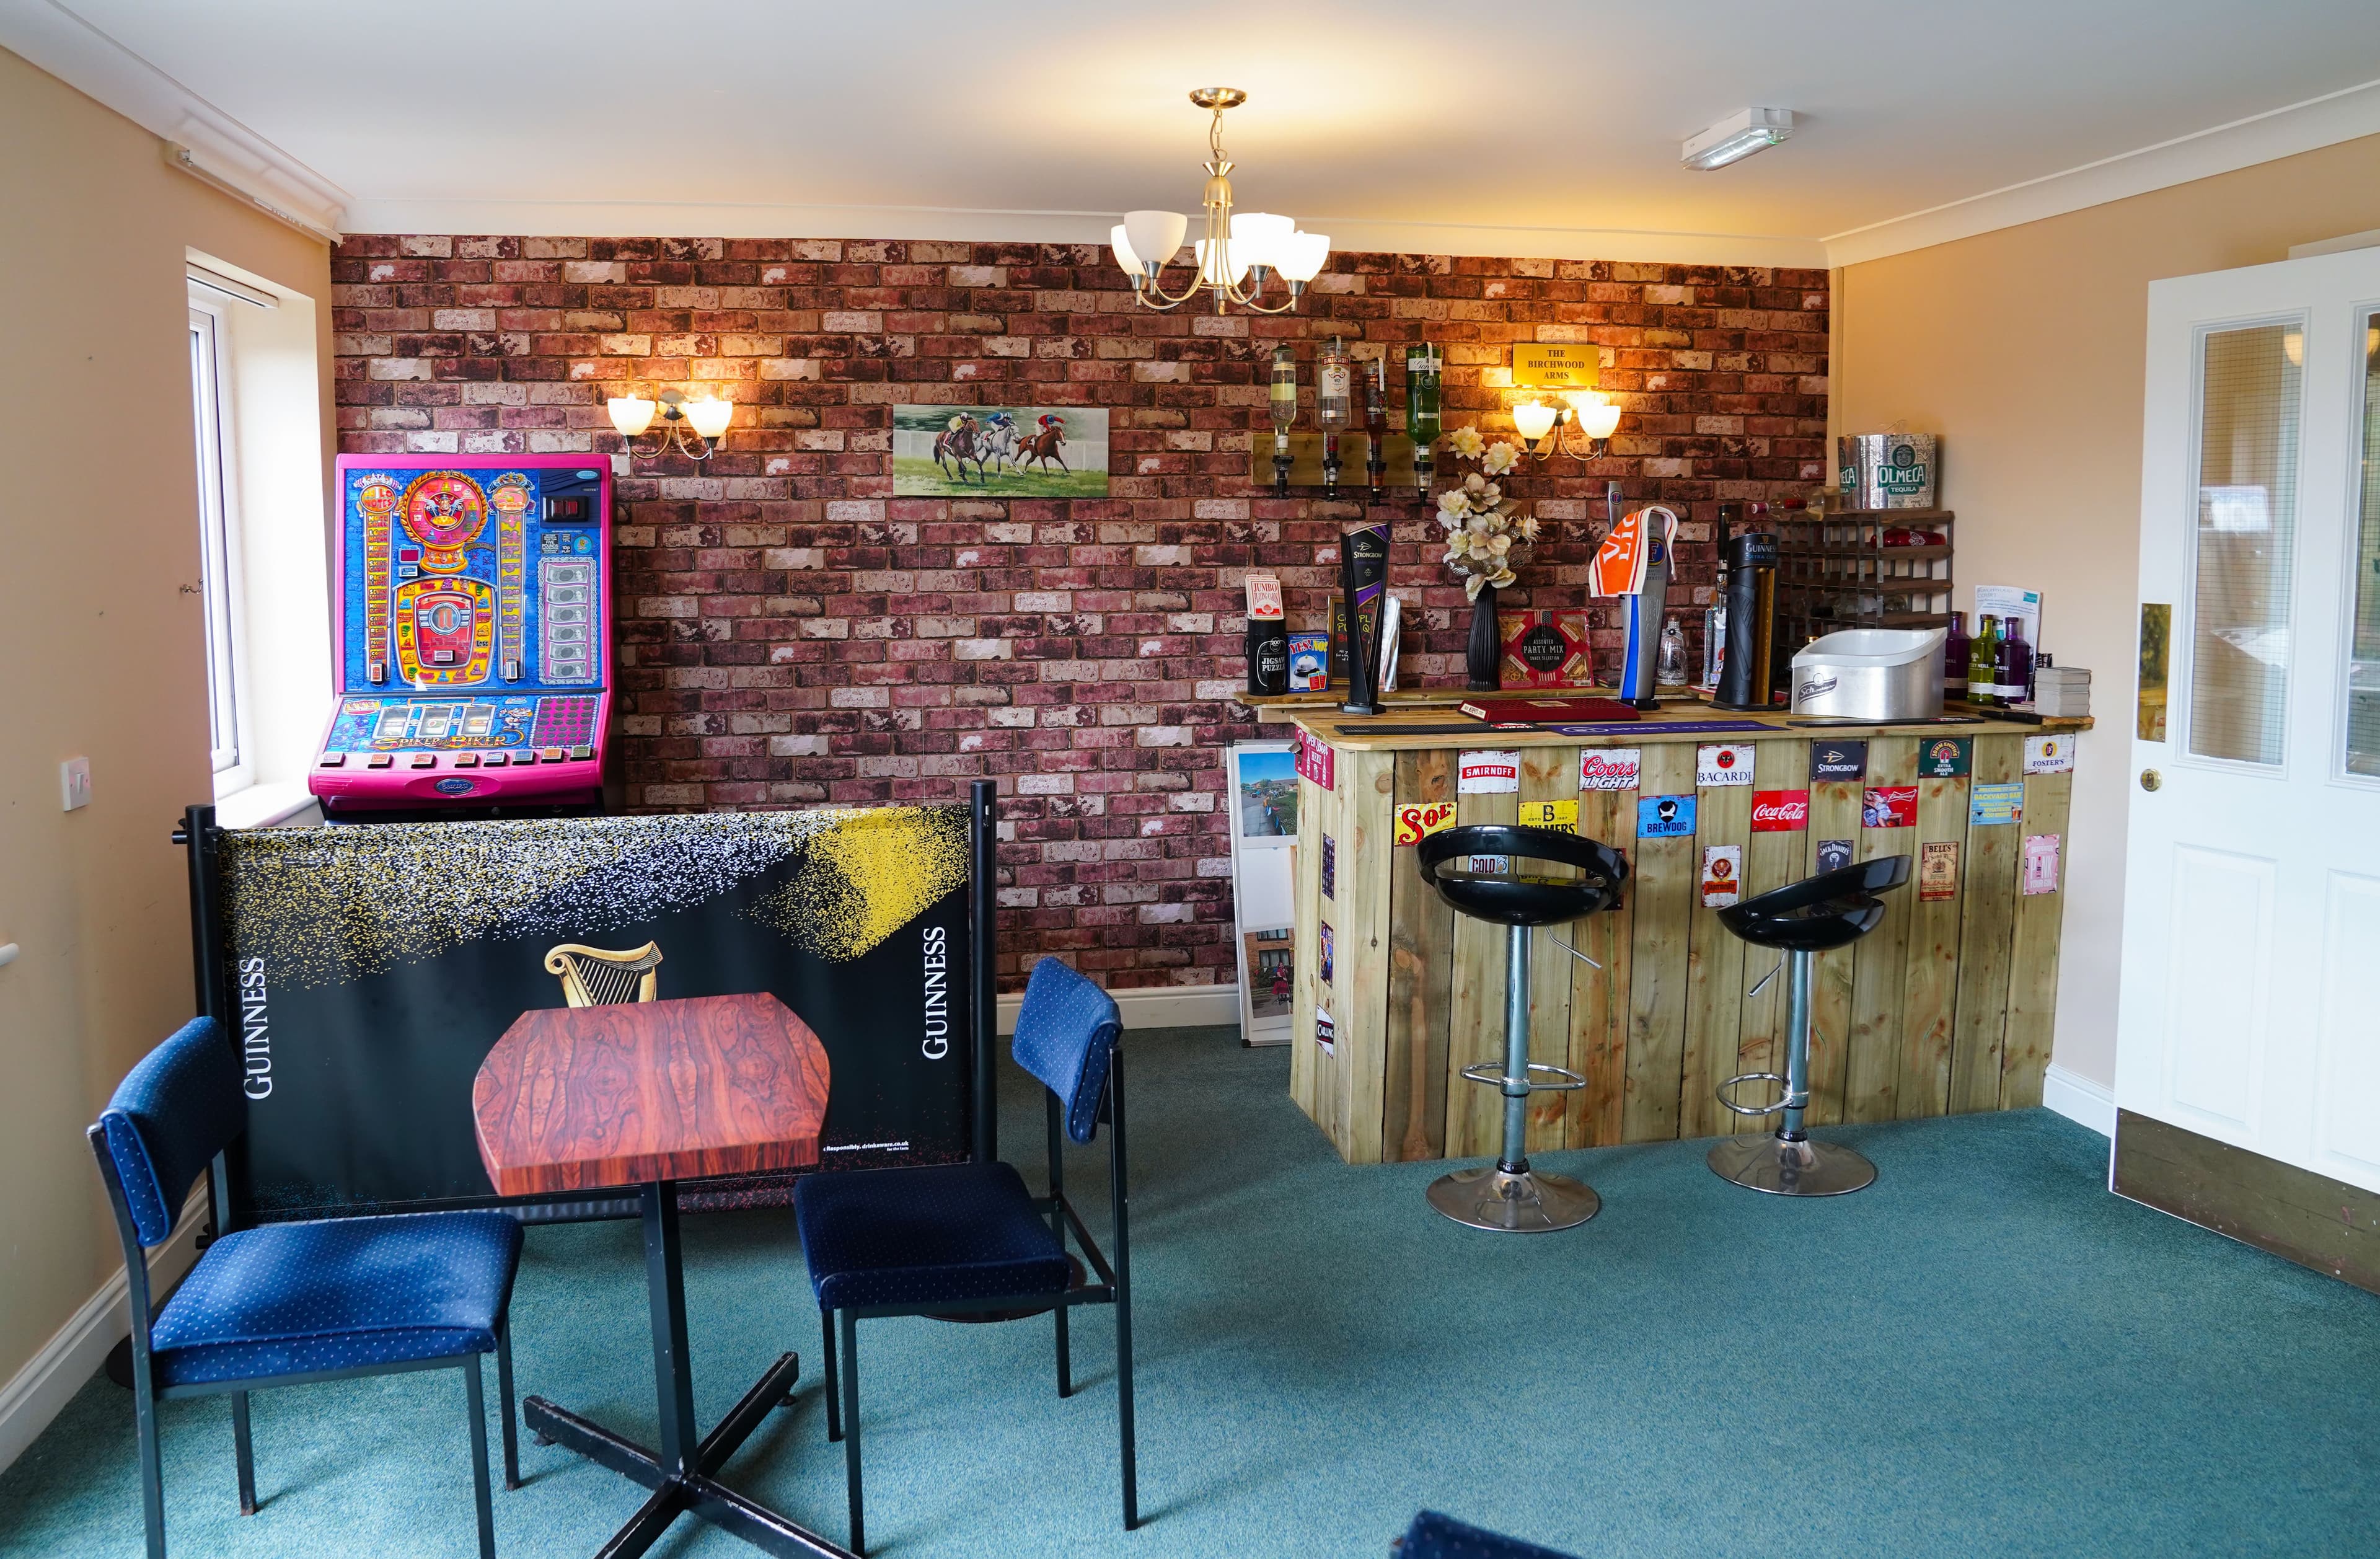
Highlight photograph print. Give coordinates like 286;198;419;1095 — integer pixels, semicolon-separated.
892;404;1110;497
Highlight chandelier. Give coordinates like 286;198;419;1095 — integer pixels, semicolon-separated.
1111;89;1330;315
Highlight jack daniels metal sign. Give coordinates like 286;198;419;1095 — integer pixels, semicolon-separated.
205;807;976;1222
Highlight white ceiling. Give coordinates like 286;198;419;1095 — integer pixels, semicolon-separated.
10;0;2380;265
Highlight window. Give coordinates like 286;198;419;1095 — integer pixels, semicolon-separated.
188;298;245;784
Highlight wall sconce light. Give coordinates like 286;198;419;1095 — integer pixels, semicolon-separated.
607;388;733;461
1514;389;1623;462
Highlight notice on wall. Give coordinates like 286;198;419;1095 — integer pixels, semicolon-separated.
1395;800;1458;846
1970;782;2024;826
1751;789;1810;832
1700;844;1743;908
2025;734;2076;774
2023;834;2063;895
1320;835;1336;900
1975;585;2042;660
1458;749;1522;794
1919;841;1961;901
1639;794;1698;838
1862;786;1918;828
1295;728;1334;789
1316;922;1334;985
1578;748;1644;791
1316;1005;1335;1057
1518;799;1579;833
1811;740;1869;782
1697;743;1755;787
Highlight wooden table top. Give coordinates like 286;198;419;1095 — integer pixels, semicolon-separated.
1288;700;2092;752
472;992;832;1197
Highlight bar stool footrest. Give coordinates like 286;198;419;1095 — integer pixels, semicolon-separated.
1460;1060;1588;1093
1715;1071;1794;1118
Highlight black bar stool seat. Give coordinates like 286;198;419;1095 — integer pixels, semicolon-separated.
1416;826;1627;1232
1709;855;1911;1196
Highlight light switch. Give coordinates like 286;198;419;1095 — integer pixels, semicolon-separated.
60;757;91;811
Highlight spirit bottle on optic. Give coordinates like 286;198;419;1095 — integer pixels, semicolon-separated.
1405;341;1442;497
1316;337;1352;499
1269;345;1298;495
1362;355;1388;501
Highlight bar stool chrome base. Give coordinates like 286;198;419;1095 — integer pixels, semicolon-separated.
1427;1165;1601;1232
1706;1133;1876;1197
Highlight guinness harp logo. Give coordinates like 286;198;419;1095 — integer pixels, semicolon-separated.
544;942;664;1007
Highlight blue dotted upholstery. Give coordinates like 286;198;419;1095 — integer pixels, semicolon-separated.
1398;1510;1583;1559
1011;956;1121;1144
795;1162;1066;1310
148;1212;521;1387
98;1017;246;1247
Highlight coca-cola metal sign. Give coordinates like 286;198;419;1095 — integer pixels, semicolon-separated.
1577;748;1643;792
1750;789;1810;832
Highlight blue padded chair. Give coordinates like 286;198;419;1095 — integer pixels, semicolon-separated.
1395;1509;1584;1559
87;1017;524;1559
795;956;1134;1555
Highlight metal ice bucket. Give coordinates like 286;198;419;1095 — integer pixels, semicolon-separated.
1790;629;1947;721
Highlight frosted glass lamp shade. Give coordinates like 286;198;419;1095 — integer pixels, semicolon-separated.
1230;211;1293;272
1110;224;1144;276
1569;392;1622;439
1195;238;1250;287
1512;401;1559;441
1276;229;1330;283
1122;210;1188;270
607;395;658;436
683;396;734;440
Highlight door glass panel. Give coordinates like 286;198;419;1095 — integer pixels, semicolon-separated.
2348;312;2380;777
2188;322;2303;765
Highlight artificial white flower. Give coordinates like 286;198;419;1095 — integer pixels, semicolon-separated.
1463;570;1490;601
1448;425;1486;460
1486;565;1517;591
1515;513;1541;542
1437;488;1471;522
1477;481;1502;508
1444;531;1474;561
1481;441;1518;476
1483;532;1512;557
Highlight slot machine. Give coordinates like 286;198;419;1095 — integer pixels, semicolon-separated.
310;454;614;813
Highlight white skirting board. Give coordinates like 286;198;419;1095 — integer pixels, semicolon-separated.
995;983;1238;1036
2042;1063;2116;1138
0;1188;209;1475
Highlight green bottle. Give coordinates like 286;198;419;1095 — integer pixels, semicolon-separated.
1405;341;1442;495
1967;614;2001;707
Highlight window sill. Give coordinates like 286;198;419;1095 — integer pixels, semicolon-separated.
212;780;321;831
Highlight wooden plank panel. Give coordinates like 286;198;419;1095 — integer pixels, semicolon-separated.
2001;768;2074;1110
1679;756;1753;1141
2115;1109;2380;1297
1566;756;1635;1149
1623;743;1698;1143
1443;773;1520;1160
1947;735;2024;1116
1843;736;1918;1124
1383;751;1455;1162
1520;747;1582;1152
1731;741;1809;1135
1897;762;1971;1120
1802;768;1864;1128
1311;756;1347;1148
1336;750;1398;1165
1289;767;1320;1127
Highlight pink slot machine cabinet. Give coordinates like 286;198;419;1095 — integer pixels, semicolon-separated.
311;454;614;813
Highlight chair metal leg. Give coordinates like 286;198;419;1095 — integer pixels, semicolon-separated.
1054;1299;1072;1399
819;1308;840;1442
135;1377;166;1559
231;1390;257;1515
496;1319;521;1491
1116;1293;1138;1530
464;1358;496;1559
839;1308;864;1557
1709;948;1877;1196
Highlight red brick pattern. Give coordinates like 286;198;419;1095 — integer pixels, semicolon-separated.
333;234;1829;989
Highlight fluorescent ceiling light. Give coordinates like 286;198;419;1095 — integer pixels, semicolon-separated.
1681;107;1795;171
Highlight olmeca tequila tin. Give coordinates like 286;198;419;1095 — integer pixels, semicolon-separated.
1839;432;1938;509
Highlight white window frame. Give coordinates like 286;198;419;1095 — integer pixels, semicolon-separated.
189;296;252;793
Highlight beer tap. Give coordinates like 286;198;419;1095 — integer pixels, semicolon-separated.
1269;345;1297;497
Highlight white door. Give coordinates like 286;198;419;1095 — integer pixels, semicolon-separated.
2117;247;2380;1191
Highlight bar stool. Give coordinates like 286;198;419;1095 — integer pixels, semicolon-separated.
1416;824;1628;1232
1709;854;1911;1196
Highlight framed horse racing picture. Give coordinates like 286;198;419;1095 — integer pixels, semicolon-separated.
891;404;1110;497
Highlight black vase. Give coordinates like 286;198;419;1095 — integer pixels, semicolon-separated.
1465;586;1501;692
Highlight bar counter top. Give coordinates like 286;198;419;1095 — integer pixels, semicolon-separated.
1276;697;2091;751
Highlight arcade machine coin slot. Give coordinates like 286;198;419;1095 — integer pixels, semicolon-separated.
309;457;615;819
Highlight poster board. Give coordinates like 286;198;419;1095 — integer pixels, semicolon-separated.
206;806;980;1222
1227;743;1298;1045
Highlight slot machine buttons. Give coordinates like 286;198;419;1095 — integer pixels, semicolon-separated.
482;753;509;767
368;660;388;684
317;753;346;768
367;753;395;769
410;753;436;769
453;753;480;768
538;747;566;764
569;745;594;762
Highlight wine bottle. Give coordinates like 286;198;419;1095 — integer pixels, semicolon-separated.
1942;610;1970;699
1996;616;2033;707
1968;614;2001;707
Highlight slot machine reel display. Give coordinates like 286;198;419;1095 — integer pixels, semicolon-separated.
311;455;614;812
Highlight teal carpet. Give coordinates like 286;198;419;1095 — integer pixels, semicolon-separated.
5;1027;2377;1558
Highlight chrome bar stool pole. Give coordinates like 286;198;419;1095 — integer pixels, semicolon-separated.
1416;825;1628;1233
1708;854;1911;1196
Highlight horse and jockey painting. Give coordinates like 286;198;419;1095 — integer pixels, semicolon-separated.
891;404;1110;497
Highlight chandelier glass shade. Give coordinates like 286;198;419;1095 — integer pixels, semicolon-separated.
1113;89;1328;314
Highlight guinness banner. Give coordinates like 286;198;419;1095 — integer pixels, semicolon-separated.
211;806;976;1221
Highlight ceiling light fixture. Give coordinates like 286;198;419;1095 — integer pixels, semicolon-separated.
1681;107;1795;172
1113;88;1329;315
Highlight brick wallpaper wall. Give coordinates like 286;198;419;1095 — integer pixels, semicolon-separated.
332;234;1829;990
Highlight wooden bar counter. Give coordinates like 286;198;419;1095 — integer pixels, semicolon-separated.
1282;700;2091;1165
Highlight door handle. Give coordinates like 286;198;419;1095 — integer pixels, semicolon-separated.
2140;769;2162;792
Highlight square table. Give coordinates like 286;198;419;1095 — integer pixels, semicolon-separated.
473;991;850;1559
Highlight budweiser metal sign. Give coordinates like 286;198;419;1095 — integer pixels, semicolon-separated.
1577;748;1642;791
1862;785;1918;828
1750;789;1810;831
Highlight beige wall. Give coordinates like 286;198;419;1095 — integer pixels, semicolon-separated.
1835;133;2380;1088
0;46;332;1387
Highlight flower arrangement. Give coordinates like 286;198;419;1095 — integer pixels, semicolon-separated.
1435;424;1540;599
